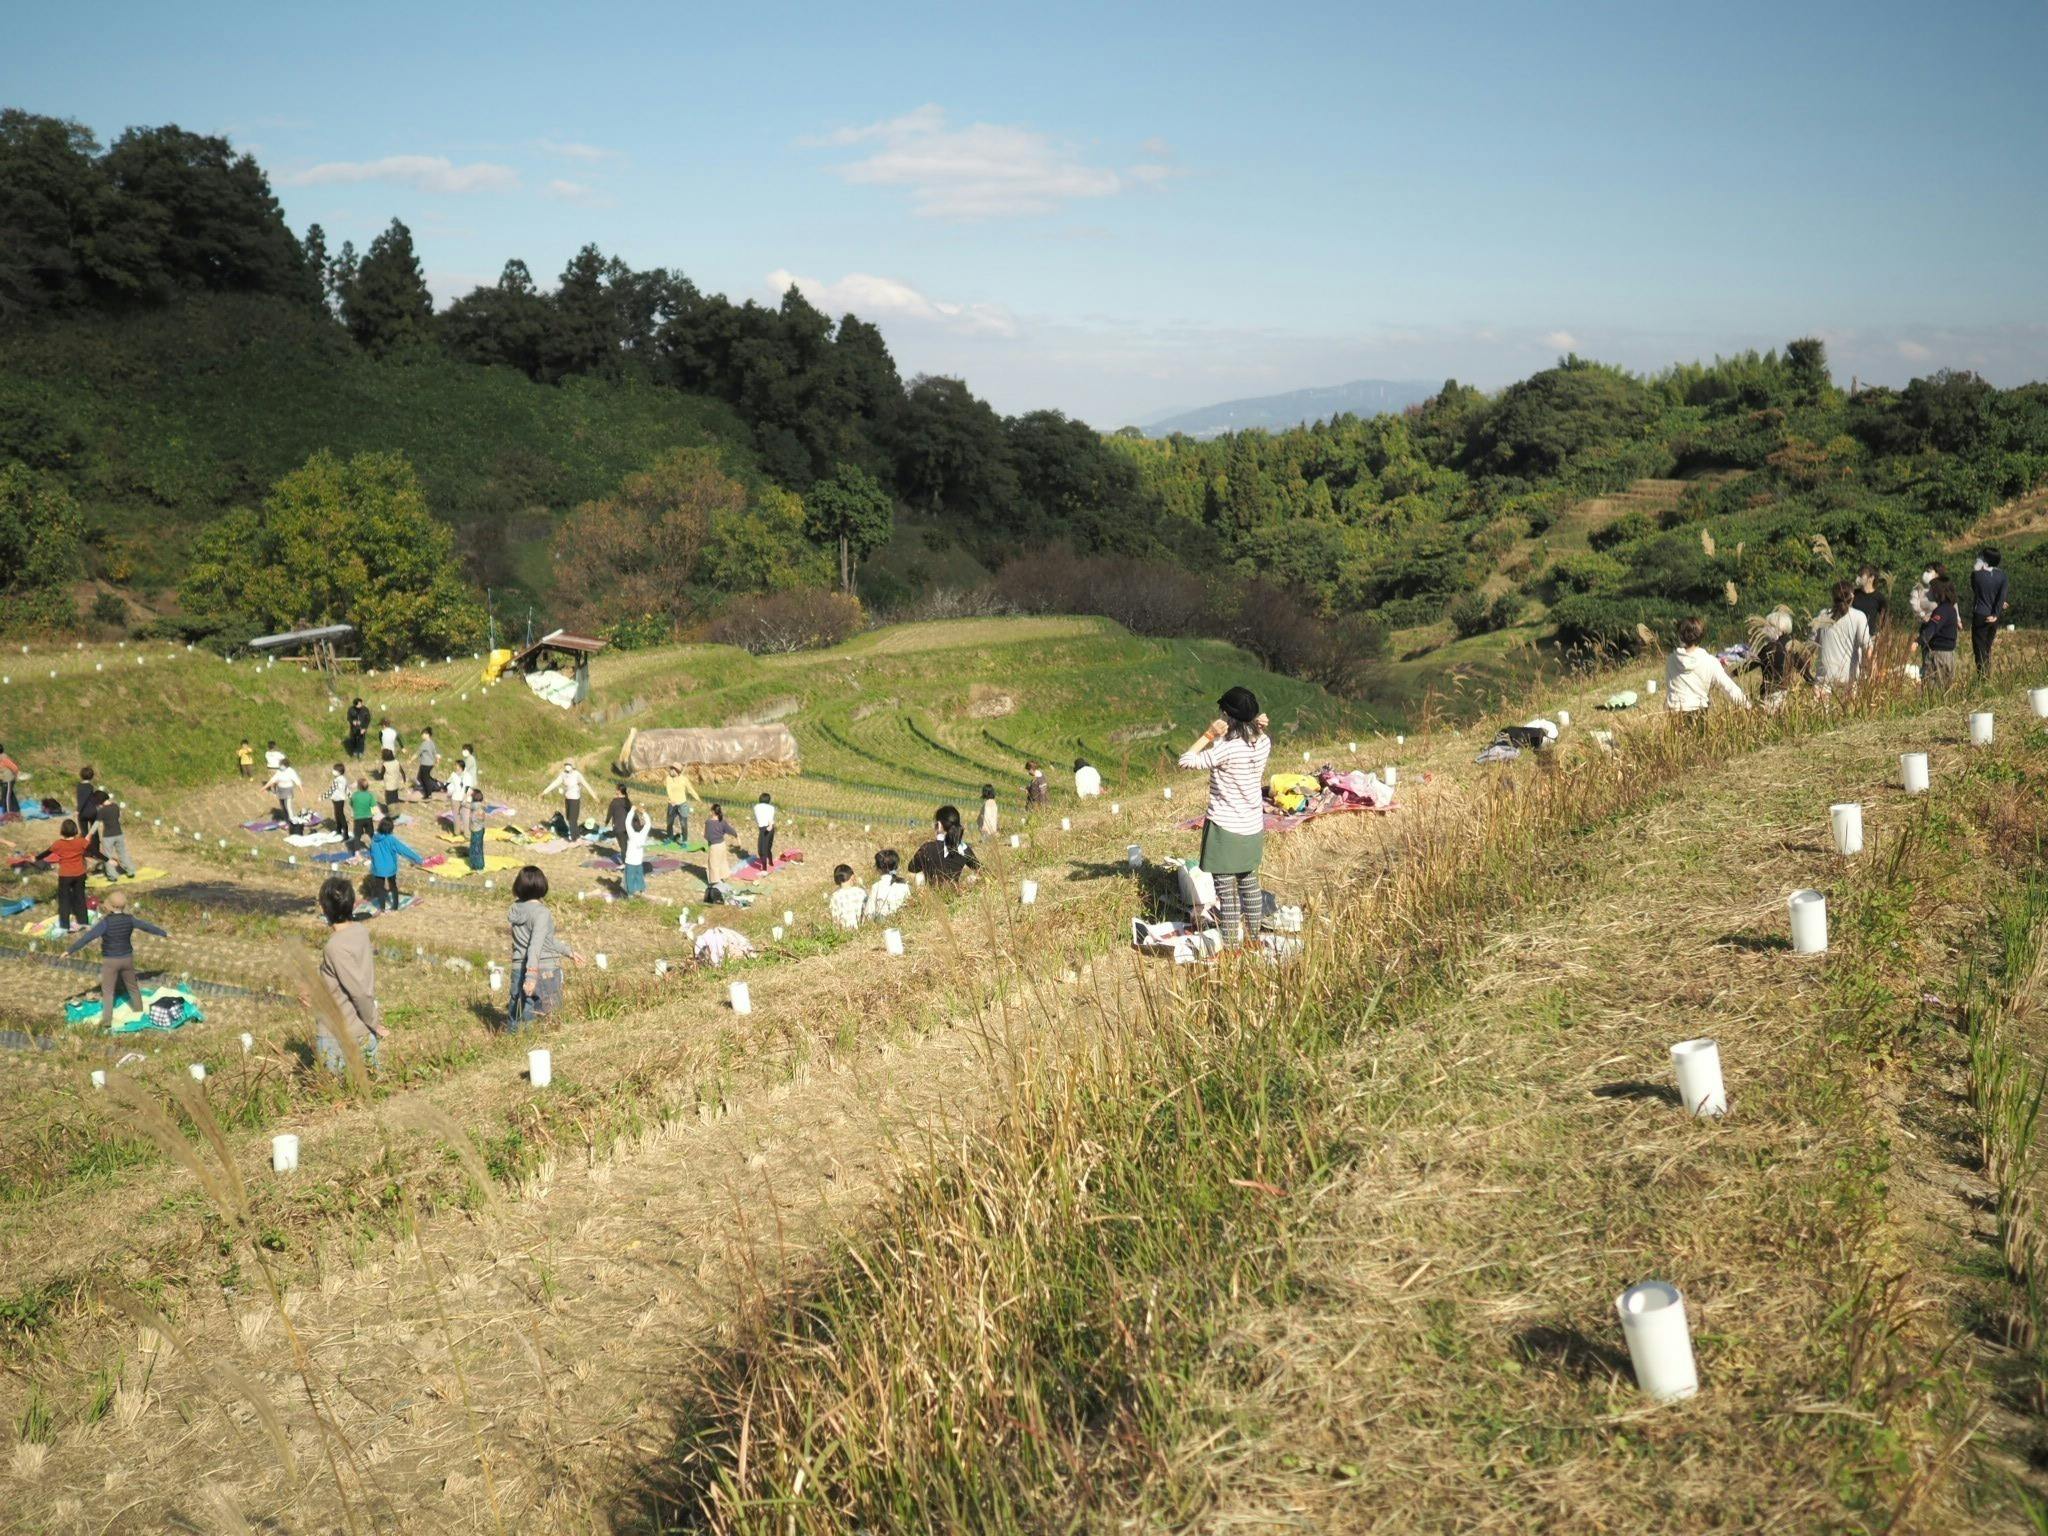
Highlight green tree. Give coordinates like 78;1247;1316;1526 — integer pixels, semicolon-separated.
0;462;85;633
702;483;833;594
339;219;433;356
442;259;553;378
182;450;483;661
802;463;895;591
0;110;159;317
102;124;312;303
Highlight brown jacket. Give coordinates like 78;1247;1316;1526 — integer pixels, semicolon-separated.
319;922;379;1045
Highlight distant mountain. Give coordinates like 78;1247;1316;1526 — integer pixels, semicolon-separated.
1141;378;1441;438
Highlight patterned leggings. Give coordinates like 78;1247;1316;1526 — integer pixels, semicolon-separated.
1214;870;1264;945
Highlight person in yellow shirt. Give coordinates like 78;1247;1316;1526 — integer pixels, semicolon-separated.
236;740;255;778
662;763;697;844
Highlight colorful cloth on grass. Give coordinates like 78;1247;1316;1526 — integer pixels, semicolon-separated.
66;984;203;1032
427;854;525;879
729;850;804;883
285;830;344;847
86;866;167;889
313;849;364;865
241;818;289;832
0;896;34;917
1178;802;1393;836
351;894;419;918
20;912;81;937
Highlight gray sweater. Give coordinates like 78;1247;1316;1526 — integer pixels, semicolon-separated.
508;899;574;976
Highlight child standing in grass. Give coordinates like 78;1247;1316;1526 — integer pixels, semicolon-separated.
1179;687;1272;946
348;777;377;850
507;865;582;1029
265;757;303;824
39;819;93;933
622;804;652;896
327;763;350;836
237;740;255;779
458;787;488;871
313;876;382;1074
829;863;866;929
367;817;423;911
66;888;166;1026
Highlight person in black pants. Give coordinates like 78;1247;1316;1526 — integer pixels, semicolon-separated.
1850;565;1886;638
753;792;777;866
345;698;371;758
1971;547;2009;675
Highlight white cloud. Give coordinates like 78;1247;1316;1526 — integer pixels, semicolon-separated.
767;267;1018;338
279;155;518;194
805;105;1141;219
1139;135;1173;158
1541;329;1579;351
1897;339;1932;361
545;178;612;207
537;139;618;162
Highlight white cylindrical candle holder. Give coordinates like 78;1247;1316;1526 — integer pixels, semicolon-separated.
729;981;752;1014
1127;843;1143;868
1163;786;1173;800
2029;687;2048;719
914;871;926;887
1900;752;1930;794
1110;802;1119;815
1829;803;1863;857
883;928;904;956
239;1031;254;1054
1669;1038;1727;1118
1348;741;1358;753
594;952;608;970
1646;678;1659;695
1788;889;1828;954
1060;817;1070;831
527;1048;552;1087
782;909;794;926
188;1063;207;1081
1302;750;1311;762
1617;1281;1699;1403
1020;879;1038;905
771;925;784;941
654;958;669;976
1383;765;1399;786
1558;709;1572;727
489;966;504;992
1009;834;1020;848
90;1069;107;1090
1397;734;1405;745
1970;711;1994;747
272;1134;300;1172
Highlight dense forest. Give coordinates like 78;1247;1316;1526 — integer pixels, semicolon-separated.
4;108;2046;682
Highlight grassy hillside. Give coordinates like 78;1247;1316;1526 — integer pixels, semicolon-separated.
0;294;758;599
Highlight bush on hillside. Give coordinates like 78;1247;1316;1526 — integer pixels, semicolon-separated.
0;462;84;633
707;589;864;655
1549;593;1691;656
182;449;485;663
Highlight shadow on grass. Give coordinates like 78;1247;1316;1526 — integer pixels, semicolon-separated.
1512;1323;1631;1382
1592;1080;1681;1106
1713;930;1792;954
153;879;308;918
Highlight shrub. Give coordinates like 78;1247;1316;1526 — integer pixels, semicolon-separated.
1449;593;1491;638
1588;510;1653;551
708;590;864;654
89;591;129;628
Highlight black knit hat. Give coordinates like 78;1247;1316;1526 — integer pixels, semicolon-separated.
1218;686;1261;724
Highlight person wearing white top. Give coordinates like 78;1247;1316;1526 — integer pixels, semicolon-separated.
326;766;350;835
1073;759;1101;798
1664;617;1751;715
264;759;304;822
865;850;911;919
752;793;778;866
828;864;867;930
1812;581;1872;689
541;761;587;831
263;742;285;772
621;806;652;896
1177;686;1273;944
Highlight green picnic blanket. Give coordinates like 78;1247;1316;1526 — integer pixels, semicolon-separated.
65;984;204;1033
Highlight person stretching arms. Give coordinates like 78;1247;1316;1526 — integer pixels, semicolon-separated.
66;888;167;1027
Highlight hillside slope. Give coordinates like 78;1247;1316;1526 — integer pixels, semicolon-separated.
0;294;758;599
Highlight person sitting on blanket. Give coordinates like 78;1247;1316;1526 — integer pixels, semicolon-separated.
908;806;979;886
828;863;866;930
865;849;911;920
367;817;424;911
66;887;167;1027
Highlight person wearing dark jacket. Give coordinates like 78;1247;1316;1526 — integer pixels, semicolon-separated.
345;698;371;759
1971;548;2010;675
1915;575;1961;689
75;765;96;823
907;805;979;886
1851;566;1886;637
66;888;167;1026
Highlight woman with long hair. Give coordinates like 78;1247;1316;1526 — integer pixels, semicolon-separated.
908;804;980;885
1178;686;1273;944
1814;578;1872;690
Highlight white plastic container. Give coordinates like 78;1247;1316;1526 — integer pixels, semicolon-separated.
771;925;784;941
1828;803;1864;857
1127;843;1143;868
1110;802;1120;815
729;981;752;1014
89;1069;106;1090
1647;678;1659;695
883;928;904;956
188;1063;207;1082
1020;879;1038;905
1788;889;1828;954
1557;709;1572;727
488;965;504;992
1383;765;1399;786
527;1048;552;1087
2030;687;2048;719
271;1134;299;1172
782;909;794;926
1669;1038;1727;1118
1010;834;1021;848
1616;1280;1700;1403
1970;711;1995;747
654;958;669;977
1900;752;1930;795
1060;817;1071;831
594;952;608;970
1163;786;1173;800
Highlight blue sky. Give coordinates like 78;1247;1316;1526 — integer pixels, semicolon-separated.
8;0;2045;425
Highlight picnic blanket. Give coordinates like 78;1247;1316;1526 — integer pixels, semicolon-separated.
0;896;34;918
729;849;804;883
1178;802;1393;836
87;866;168;889
351;894;420;918
313;849;365;865
20;912;83;937
285;830;345;847
429;854;526;880
241;818;289;832
67;983;203;1033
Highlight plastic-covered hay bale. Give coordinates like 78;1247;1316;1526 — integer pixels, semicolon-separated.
620;725;800;777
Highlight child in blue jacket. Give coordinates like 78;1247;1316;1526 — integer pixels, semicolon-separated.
368;818;424;911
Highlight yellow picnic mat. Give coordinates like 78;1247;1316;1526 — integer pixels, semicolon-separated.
87;866;169;889
430;853;527;879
